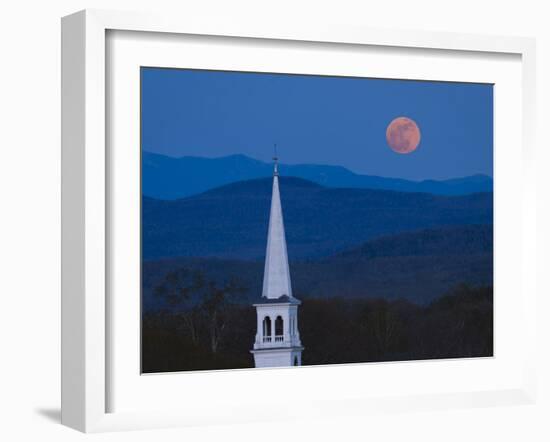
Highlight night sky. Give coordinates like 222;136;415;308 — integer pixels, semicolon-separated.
141;67;493;181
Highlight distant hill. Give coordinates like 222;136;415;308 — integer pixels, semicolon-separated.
334;224;493;260
296;224;493;302
142;176;493;260
142;224;493;309
142;151;493;199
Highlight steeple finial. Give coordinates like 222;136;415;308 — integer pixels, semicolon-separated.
272;143;279;176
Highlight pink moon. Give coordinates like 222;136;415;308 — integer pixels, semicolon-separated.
386;117;421;154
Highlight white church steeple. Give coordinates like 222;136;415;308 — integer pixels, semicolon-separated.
251;155;304;368
262;156;293;300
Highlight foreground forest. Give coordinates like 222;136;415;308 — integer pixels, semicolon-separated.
142;283;493;373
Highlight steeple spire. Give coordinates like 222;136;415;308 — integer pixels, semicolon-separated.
262;155;293;299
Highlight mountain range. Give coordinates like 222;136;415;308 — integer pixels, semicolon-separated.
142;151;493;200
142;176;493;261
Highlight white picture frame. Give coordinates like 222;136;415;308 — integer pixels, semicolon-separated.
61;9;537;433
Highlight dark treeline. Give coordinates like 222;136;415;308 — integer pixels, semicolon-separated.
142;273;493;373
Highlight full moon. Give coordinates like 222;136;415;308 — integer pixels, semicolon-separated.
386;117;421;154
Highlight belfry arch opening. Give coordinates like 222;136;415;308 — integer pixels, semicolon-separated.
275;316;284;336
263;316;272;338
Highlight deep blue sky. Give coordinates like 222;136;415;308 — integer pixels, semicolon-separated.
141;68;493;180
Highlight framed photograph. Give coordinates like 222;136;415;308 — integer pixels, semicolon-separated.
61;9;537;432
